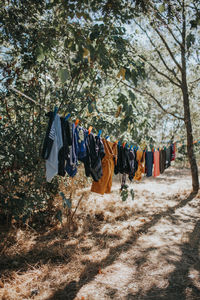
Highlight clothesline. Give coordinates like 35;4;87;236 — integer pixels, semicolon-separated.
9;86;200;150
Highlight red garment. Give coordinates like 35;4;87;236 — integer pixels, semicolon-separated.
154;151;160;177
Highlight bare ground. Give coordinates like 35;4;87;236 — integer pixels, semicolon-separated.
0;167;200;300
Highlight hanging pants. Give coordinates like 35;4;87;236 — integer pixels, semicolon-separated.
91;139;117;195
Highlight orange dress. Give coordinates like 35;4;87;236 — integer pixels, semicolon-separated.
134;150;145;181
154;150;160;177
91;139;117;195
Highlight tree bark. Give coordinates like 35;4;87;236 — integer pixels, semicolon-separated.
181;0;199;192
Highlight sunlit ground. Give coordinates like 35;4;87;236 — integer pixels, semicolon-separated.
0;168;199;300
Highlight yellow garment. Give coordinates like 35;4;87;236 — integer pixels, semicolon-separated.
91;139;117;195
134;150;145;181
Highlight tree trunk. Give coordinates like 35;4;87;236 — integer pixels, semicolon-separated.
181;0;199;192
181;84;199;192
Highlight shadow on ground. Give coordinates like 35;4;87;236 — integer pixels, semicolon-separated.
46;191;198;300
126;220;200;300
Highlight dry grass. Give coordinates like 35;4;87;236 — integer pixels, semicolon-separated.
0;167;200;300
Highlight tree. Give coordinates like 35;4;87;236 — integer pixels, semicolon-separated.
118;0;199;192
0;0;148;223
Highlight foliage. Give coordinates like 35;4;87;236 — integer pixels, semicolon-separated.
0;0;148;224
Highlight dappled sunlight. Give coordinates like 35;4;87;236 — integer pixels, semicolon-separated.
0;168;199;299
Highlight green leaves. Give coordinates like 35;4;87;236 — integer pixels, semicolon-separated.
36;47;45;62
120;186;129;201
58;68;69;83
186;33;195;50
158;4;165;13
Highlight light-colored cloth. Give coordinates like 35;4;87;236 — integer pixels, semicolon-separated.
46;114;63;182
153;150;160;177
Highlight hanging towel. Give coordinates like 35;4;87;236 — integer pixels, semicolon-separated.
159;149;166;174
46;114;63;182
134;150;145;181
91;139;117;195
153;150;160;177
145;151;154;177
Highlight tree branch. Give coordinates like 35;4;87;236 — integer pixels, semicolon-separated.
149;3;182;48
120;80;184;121
138;55;181;88
154;27;183;72
134;21;182;84
188;77;200;85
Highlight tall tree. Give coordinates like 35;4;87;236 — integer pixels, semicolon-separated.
119;0;199;192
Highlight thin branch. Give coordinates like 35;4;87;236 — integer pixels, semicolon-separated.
138;55;181;88
154;27;183;72
9;87;48;110
101;78;122;99
188;77;200;85
149;3;182;48
120;80;184;121
134;20;182;84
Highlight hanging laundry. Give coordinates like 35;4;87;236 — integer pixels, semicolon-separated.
165;146;172;169
66;123;79;177
90;135;105;181
145;151;154;177
159;149;166;174
58;118;72;176
134;150;145;181
75;125;87;161
115;145;129;174
84;132;104;181
153;150;160;177
128;149;137;181
41;111;55;159
114;146;136;180
91;139;117;195
45;114;63;182
171;143;176;161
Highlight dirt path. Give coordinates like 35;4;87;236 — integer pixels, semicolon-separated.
0;168;200;300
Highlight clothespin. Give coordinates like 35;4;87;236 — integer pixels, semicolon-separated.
98;130;102;137
88;126;93;135
118;141;121;146
133;146;136;150
114;140;118;144
122;142;126;148
158;147;159;151
75;119;79;127
105;135;109;140
130;145;133;150
65;113;70;121
125;143;129;149
136;146;138;151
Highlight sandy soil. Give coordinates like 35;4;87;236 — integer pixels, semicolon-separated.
0;167;200;300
